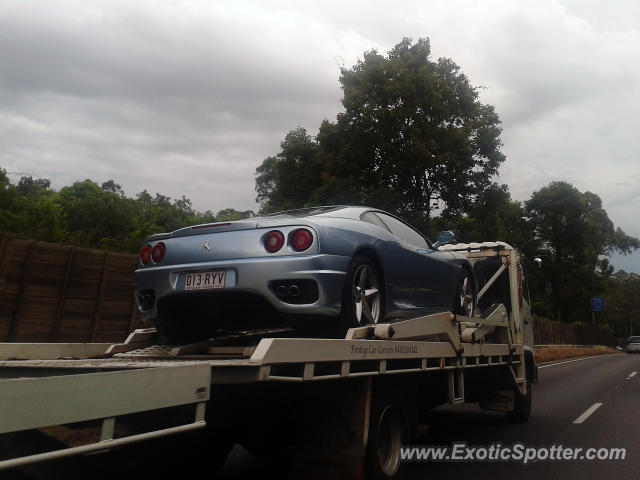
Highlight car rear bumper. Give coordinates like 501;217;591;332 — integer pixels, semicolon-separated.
134;254;351;321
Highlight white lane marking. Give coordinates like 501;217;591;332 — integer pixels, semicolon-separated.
573;403;603;424
627;371;637;379
538;354;618;369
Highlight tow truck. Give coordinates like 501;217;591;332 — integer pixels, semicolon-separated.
0;242;538;479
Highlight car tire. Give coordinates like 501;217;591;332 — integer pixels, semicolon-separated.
156;310;219;344
339;255;384;334
453;269;475;318
156;320;204;345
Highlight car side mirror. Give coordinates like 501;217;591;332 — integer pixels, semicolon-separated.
436;231;456;246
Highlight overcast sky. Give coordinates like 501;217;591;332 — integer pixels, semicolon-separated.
1;0;638;271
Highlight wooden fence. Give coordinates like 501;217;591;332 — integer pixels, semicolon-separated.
533;315;617;346
0;233;143;343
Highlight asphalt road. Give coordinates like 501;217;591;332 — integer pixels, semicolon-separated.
410;353;640;479
5;353;640;479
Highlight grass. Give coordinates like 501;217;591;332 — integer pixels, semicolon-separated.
536;345;620;362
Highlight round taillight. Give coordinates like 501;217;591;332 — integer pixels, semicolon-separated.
292;229;313;251
264;231;285;253
151;242;166;263
140;245;152;265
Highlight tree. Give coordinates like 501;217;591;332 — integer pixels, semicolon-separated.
130;190;217;250
16;176;52;198
255;38;506;229
435;183;528;248
0;170;64;243
0;167;251;253
101;180;125;197
56;180;138;249
524;181;639;321
255;127;322;212
215;208;255;221
605;272;640;337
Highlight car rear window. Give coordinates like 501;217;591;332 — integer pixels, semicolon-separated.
628;336;640;343
264;206;345;218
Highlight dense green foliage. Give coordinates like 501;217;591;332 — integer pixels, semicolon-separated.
255;38;505;227
254;37;640;335
601;271;640;338
522;182;639;325
0;169;253;253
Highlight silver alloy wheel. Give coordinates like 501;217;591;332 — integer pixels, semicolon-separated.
352;264;380;325
459;274;474;317
376;405;402;477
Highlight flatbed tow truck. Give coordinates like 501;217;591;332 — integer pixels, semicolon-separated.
0;242;538;479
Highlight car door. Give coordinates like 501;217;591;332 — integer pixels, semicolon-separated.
370;212;458;318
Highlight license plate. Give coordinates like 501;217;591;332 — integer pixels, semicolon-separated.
184;271;226;291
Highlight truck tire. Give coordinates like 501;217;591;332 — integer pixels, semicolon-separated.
366;389;410;480
508;377;531;423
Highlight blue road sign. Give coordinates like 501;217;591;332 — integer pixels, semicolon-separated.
591;297;605;312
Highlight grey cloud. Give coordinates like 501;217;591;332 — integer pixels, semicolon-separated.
0;1;347;211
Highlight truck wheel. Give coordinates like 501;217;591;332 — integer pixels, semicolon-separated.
340;255;384;332
508;378;532;423
366;391;409;480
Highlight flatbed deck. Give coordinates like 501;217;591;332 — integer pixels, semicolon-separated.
0;339;523;380
1;307;523;384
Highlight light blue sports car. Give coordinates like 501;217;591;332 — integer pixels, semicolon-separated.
134;206;475;343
